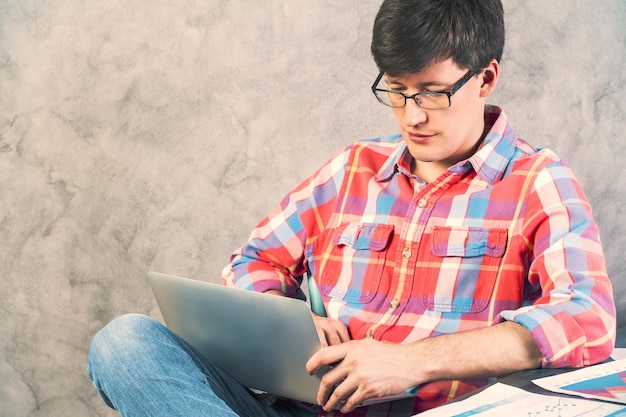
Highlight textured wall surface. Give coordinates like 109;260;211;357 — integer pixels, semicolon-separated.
0;1;624;416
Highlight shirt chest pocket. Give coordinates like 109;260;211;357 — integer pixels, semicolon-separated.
420;226;508;313
307;223;394;304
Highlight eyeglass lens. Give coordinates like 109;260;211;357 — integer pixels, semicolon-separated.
380;91;450;109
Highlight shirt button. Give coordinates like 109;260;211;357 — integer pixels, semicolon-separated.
417;198;427;208
364;330;374;339
402;248;412;259
389;300;400;310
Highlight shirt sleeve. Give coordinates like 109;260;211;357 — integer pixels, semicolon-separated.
221;146;350;297
500;152;616;368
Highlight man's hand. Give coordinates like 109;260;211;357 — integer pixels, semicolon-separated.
312;314;350;347
305;339;417;413
304;321;544;413
265;289;350;347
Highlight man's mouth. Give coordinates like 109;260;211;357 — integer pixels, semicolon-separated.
407;132;436;143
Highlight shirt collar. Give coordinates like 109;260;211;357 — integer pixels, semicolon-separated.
376;105;517;185
450;105;517;185
376;136;411;181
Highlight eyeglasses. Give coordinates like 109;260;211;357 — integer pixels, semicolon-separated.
371;70;476;110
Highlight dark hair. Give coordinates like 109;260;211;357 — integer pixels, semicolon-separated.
371;0;504;77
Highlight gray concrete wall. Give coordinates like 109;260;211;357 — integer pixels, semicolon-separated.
0;1;624;416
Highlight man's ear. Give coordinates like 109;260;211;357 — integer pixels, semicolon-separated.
479;59;499;98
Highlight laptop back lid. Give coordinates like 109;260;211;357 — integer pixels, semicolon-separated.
147;271;326;404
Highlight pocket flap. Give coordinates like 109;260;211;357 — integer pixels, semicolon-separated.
332;223;394;251
431;226;507;258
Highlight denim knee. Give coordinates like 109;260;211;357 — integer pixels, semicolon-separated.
87;314;163;409
88;314;163;382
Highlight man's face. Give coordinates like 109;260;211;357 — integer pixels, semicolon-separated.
384;58;497;181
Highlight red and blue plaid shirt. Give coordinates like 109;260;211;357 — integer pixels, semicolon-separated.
223;105;615;416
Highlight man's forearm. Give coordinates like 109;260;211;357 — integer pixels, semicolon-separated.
405;321;544;384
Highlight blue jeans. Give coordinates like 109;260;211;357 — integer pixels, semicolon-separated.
87;314;318;417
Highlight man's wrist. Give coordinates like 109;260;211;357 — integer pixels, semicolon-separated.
264;289;286;297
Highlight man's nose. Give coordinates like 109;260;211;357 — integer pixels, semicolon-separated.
403;97;428;126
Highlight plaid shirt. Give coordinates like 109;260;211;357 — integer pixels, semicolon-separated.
222;105;616;416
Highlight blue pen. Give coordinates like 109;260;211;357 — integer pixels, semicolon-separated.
307;273;327;317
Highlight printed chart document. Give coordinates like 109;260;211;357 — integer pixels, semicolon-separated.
414;382;626;416
533;359;626;405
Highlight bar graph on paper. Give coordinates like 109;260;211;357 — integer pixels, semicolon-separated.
533;359;626;405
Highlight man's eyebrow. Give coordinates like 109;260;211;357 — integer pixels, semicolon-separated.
384;76;448;89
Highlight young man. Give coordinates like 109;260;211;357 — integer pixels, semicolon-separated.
88;1;616;416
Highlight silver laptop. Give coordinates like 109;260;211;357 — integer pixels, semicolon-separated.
147;271;418;406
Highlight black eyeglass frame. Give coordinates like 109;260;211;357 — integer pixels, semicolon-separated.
371;69;476;110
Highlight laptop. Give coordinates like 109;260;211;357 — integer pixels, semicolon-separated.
147;271;418;407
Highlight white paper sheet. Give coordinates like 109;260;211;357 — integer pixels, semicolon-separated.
612;348;626;361
414;382;626;416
